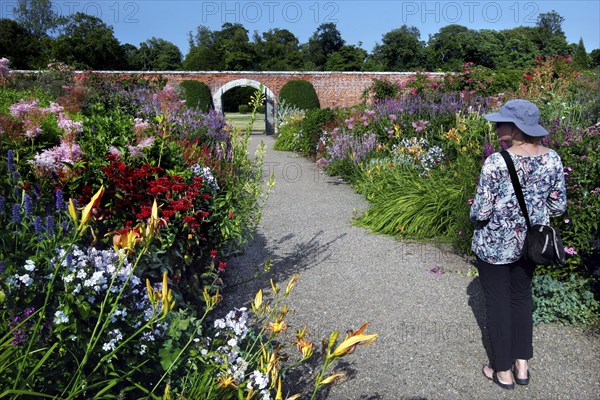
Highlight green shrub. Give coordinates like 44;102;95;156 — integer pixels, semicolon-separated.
256;104;265;114
179;80;213;112
488;69;523;94
278;80;320;110
532;274;599;326
238;104;250;113
361;78;399;103
298;108;335;157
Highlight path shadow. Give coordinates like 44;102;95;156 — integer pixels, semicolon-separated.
466;276;493;366
217;229;346;314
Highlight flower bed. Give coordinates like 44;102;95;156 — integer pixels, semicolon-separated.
277;60;600;325
0;64;378;398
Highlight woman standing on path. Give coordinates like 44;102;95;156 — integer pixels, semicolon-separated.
469;99;567;390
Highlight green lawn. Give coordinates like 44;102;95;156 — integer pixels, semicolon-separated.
224;112;266;132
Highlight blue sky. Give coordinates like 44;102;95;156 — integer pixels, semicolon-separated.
2;1;599;55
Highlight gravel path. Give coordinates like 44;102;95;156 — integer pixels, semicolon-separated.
220;134;600;400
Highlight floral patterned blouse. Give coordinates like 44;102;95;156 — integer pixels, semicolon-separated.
470;149;567;264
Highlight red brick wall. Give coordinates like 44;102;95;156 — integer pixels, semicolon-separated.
72;71;440;108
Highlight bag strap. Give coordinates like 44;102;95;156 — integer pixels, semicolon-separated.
500;150;531;229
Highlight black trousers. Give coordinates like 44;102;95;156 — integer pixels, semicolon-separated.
476;256;535;371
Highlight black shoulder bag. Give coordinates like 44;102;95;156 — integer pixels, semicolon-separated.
500;150;566;265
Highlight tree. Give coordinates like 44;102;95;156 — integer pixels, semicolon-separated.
51;13;127;70
0;18;46;68
253;28;303;70
183;26;222;70
215;23;256;70
129;37;182;71
305;23;345;70
532;11;569;56
325;44;367;71
372;25;425;71
496;27;538;69
573;38;590;70
427;24;473;70
184;23;257;70
590;49;600;68
13;0;58;38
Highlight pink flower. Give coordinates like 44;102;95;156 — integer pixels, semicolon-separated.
127;145;145;158
137;136;155;149
9;99;41;118
564;219;570;224
30;137;84;176
108;146;122;158
467;198;474;205
412;120;429;133
389;114;397;122
57;113;83;137
0;57;10;77
564;247;577;255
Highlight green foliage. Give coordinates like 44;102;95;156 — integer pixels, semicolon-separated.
278;80;320;110
0;19;47;69
305;22;345;70
532;274;599;326
487;69;523;94
128;37;183;71
273;99;305;152
238;104;249;113
363;78;399;103
371;25;425;71
356;166;468;239
51;12;128;70
298;108;335;157
179;80;212;112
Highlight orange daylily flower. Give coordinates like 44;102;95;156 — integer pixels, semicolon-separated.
328;321;378;359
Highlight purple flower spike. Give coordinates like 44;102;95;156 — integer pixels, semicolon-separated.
55;189;65;211
23;193;33;217
12;203;21;224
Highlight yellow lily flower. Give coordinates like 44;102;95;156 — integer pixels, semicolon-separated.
295;337;314;360
78;186;104;231
111;229;141;254
320;372;345;385
270;278;280;295
266;319;287;336
284;274;300;296
68;198;78;226
145;199;163;239
328;321;378;359
217;374;236;389
252;289;263;315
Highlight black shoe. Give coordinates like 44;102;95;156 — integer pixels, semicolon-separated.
492;372;515;390
482;366;515;390
513;364;530;385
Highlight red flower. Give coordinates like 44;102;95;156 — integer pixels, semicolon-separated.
229;210;234;219
218;261;227;271
210;249;218;258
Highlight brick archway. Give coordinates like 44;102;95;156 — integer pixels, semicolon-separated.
213;79;276;134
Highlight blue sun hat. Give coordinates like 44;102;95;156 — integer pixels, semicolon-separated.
484;99;549;137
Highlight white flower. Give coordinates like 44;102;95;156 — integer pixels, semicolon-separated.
24;260;36;271
247;370;269;390
214;318;226;329
54;310;69;324
227;338;238;348
19;274;33;286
